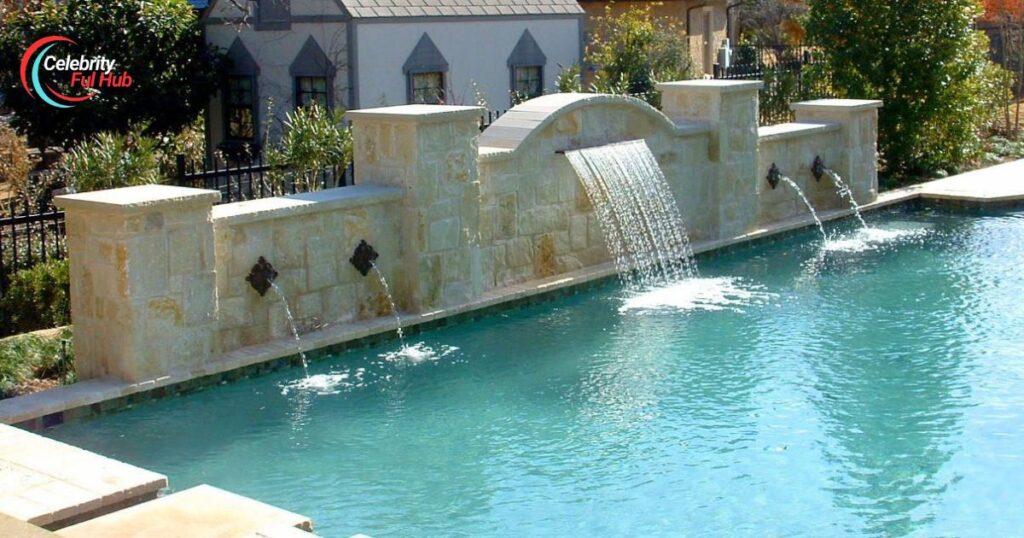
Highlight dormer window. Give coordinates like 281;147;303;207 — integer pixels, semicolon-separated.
508;30;547;105
403;34;449;105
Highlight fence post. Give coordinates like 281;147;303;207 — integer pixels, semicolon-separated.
175;154;186;185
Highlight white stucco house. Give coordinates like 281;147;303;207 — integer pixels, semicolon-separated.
202;0;584;153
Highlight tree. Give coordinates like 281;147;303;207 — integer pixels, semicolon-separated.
0;0;223;148
983;0;1024;133
737;0;809;47
807;0;996;178
585;3;695;105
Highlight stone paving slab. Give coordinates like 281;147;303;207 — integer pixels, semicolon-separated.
55;485;314;538
0;513;53;537
917;159;1024;203
0;424;166;529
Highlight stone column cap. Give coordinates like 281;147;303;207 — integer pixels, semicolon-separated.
55;185;221;214
791;99;883;112
656;80;763;93
346;104;484;124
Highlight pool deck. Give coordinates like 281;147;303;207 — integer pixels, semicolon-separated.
0;159;1021;536
54;485;314;538
0;424;166;530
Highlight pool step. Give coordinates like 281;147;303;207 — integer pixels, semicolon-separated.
0;424;167;530
54;485;316;538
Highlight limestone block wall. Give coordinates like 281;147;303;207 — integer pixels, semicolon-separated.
56;85;882;386
211;187;404;352
56;187;221;383
346;106;486;312
475;94;715;290
756;123;845;227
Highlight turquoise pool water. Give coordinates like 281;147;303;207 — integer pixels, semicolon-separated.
48;207;1024;537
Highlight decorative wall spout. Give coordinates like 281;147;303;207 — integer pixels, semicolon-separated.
812;156;826;182
767;163;782;190
349;240;379;277
246;257;278;297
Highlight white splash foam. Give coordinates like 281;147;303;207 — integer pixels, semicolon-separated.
379;342;460;364
619;277;776;313
823;226;930;253
281;372;356;396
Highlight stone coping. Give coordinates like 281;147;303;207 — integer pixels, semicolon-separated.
345;104;483;124
2;161;1022;428
791;99;884;112
656;80;764;93
0;424;167;529
54;485;313;538
758;122;841;143
54;185;220;215
212;185;404;226
478;93;701;157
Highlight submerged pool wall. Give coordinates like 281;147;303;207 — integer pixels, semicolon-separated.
54;81;881;384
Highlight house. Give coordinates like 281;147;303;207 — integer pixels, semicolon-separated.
577;0;731;77
201;0;585;153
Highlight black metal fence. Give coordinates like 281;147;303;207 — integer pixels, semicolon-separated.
480;109;507;131
0;199;66;312
173;155;355;205
715;44;836;125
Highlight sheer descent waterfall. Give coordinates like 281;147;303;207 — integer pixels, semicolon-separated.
566;140;699;289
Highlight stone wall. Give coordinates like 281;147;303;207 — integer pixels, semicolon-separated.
211;187;404;352
474;94;715;290
57;84;881;385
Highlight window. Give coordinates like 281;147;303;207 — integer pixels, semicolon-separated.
225;76;256;140
507;30;547;105
257;0;290;30
513;66;543;100
296;76;329;109
411;72;445;104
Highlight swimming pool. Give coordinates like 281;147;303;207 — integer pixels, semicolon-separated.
47;206;1024;536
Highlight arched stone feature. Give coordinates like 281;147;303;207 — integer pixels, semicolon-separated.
477;93;716;290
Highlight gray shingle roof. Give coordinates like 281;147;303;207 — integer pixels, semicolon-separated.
341;0;584;19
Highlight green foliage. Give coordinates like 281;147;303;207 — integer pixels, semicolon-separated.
156;116;207;178
265;102;352;195
807;0;996;178
556;64;583;93
0;328;74;399
0;0;223;148
585;3;695;105
0;259;70;337
58;129;161;192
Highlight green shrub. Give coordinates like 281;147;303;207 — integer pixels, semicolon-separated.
0;0;222;149
0;259;70;336
585;3;695;106
265;102;352;195
59;130;161;192
808;0;996;179
0;328;74;399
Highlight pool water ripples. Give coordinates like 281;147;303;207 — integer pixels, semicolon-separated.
47;208;1024;537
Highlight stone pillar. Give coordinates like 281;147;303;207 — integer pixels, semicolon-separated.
792;99;883;203
55;185;220;383
657;80;763;238
346;105;484;312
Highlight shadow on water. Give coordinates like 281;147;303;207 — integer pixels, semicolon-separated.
801;215;981;536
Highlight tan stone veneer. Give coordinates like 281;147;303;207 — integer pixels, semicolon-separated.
55;84;881;385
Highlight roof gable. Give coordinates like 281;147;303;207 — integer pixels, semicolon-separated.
290;36;337;77
226;38;260;75
341;0;584;19
403;34;449;74
508;29;547;67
